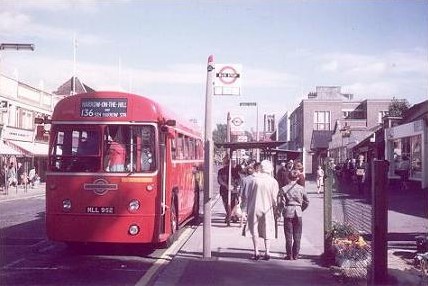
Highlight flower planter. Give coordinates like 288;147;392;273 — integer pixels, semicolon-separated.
331;242;370;269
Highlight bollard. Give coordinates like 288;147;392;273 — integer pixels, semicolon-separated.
370;160;389;284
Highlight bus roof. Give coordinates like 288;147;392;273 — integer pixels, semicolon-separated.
52;91;201;137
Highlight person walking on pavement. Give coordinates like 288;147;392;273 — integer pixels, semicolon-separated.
279;169;309;260
28;166;37;188
217;156;240;225
17;162;24;187
355;154;367;195
244;160;279;261
294;161;305;187
316;165;325;194
396;155;410;190
7;162;17;187
276;161;290;188
239;162;257;226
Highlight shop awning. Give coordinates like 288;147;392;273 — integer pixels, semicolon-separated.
310;130;333;150
7;141;49;156
0;142;22;155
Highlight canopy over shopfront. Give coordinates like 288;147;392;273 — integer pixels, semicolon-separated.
6;141;48;156
215;141;288;151
215;141;302;166
0;142;22;156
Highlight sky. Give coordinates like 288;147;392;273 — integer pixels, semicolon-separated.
1;0;427;132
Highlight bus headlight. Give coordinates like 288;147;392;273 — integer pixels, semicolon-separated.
128;224;140;235
128;199;140;212
62;199;72;211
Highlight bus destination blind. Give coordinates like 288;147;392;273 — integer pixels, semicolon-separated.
80;98;128;118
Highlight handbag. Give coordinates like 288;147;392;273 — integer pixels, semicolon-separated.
356;168;365;176
231;201;243;218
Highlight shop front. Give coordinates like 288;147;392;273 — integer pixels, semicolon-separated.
385;119;427;189
2;126;49;182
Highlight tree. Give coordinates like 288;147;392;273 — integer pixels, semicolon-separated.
212;123;227;143
212;123;227;163
388;97;410;117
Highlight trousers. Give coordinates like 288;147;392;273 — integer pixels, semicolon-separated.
284;215;302;258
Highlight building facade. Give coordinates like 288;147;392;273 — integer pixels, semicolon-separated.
0;74;60;183
289;86;391;176
262;114;275;141
0;75;94;186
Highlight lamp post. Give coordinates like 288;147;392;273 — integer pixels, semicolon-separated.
239;102;259;161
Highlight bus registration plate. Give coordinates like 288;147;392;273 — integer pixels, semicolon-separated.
86;206;114;214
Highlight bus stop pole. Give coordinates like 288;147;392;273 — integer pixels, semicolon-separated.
203;55;214;258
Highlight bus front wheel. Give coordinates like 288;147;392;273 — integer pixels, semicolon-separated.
163;197;178;248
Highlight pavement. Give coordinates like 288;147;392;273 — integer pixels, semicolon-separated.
152;180;427;286
0;182;46;202
0;181;426;285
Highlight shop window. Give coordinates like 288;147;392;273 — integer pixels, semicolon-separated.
411;135;422;179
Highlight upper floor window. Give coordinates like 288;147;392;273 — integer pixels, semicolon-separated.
342;111;351;119
313;111;330;130
378;111;389;123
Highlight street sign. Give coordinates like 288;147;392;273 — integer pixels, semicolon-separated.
237;135;248;142
214;64;242;96
240;102;256;107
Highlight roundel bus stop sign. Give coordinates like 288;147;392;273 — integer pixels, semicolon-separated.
214;64;242;96
231;117;243;126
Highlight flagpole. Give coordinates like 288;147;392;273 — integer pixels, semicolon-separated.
73;33;77;95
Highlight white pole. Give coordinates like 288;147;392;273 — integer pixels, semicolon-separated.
72;33;77;95
203;55;214;258
226;112;231;226
256;103;260;161
118;56;122;89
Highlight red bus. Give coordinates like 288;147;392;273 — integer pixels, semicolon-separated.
45;91;203;246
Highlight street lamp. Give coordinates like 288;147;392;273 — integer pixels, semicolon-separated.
239;102;259;161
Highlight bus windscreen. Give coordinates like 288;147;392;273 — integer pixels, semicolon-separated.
49;125;156;173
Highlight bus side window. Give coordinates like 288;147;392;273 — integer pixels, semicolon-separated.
54;131;65;155
188;137;195;160
183;136;190;160
176;134;184;160
171;137;177;160
140;126;154;171
196;139;203;160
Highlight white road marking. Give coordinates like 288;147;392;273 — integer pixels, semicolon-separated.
135;227;194;286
